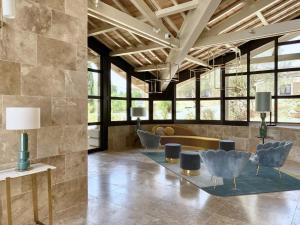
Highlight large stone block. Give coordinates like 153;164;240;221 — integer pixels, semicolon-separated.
21;65;65;97
37;37;77;70
0;60;20;95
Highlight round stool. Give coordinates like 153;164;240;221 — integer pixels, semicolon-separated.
219;140;235;151
165;143;181;163
180;152;201;176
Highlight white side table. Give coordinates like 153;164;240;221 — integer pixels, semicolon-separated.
0;163;56;225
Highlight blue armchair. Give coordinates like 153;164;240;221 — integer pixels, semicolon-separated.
254;141;293;177
200;150;251;190
137;129;161;150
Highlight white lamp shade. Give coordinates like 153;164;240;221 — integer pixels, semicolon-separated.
255;92;271;112
131;107;146;117
6;107;40;130
2;0;16;19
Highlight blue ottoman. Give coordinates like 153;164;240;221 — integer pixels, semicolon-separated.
180;152;201;176
165;143;181;163
219;140;235;151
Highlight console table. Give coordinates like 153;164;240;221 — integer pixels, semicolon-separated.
0;163;56;225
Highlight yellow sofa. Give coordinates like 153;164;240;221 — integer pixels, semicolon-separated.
151;125;219;150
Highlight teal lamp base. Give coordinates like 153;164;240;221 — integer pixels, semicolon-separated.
259;113;268;138
17;132;30;171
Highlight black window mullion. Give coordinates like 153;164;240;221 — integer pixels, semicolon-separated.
274;37;279;124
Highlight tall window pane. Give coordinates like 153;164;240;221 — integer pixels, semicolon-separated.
250;46;275;71
278;43;300;69
111;100;127;121
111;64;127;97
200;68;221;98
176;78;196;98
225;55;247;74
225;75;247;97
132;76;149;98
153;101;172;120
278;99;300;123
88;49;100;70
250;73;274;96
88;71;100;96
131;100;149;120
200;100;220;120
88;125;100;149
225;100;247;121
176;101;195;120
88;99;100;123
278;72;300;96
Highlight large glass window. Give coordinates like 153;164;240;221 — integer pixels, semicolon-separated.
250;43;275;71
278;71;300;96
225;100;247;121
132;76;149;98
111;64;127;97
278;99;300;123
225;75;247;97
110;64;127;121
250;73;274;96
176;78;196;98
278;43;300;69
200;68;221;98
131;100;149;120
111;100;127;121
200;100;221;120
88;49;101;151
176;100;195;120
153;101;172;120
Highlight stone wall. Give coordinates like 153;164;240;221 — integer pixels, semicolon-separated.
110;124;300;163
0;1;87;224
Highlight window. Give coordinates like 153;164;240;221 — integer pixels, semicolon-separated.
250;43;275;71
225;100;247;121
225;75;247;97
200;100;221;120
176;78;196;98
131;100;149;120
176;100;195;120
131;76;149;98
111;100;127;121
200;69;220;98
278;99;300;123
250;99;275;122
153;101;172;120
225;55;247;74
278;43;300;69
111;64;127;97
278;72;300;96
250;73;274;96
110;64;127;121
88;49;101;151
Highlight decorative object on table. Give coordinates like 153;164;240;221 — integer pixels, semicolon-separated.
252;141;293;177
131;107;146;130
219;140;235;151
200;150;251;190
255;92;271;139
137;129;160;150
142;151;300;196
165;143;181;163
180;151;201;176
6;107;40;171
0;163;55;225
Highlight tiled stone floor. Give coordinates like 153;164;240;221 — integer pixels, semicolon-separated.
55;150;300;225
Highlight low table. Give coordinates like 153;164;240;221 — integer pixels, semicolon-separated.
0;163;56;225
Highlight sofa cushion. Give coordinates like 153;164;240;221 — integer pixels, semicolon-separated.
155;126;165;135
164;126;175;136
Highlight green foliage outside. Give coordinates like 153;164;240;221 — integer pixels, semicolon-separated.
154;101;172;120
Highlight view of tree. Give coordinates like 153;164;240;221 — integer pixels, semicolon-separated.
176;101;195;120
154;101;172;120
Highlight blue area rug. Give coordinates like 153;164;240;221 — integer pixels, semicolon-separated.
142;151;300;197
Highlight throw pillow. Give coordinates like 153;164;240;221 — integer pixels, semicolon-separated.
156;126;165;135
164;126;175;136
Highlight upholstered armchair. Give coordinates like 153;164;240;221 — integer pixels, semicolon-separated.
200;150;251;190
254;141;293;177
137;129;161;150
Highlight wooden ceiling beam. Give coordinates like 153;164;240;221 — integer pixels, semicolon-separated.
135;64;168;72
110;43;165;57
161;0;221;90
155;0;198;18
88;1;179;48
194;19;300;48
185;55;211;68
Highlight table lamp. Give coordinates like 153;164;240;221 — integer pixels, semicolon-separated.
6;107;40;171
255;92;271;138
131;107;145;130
